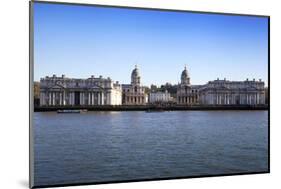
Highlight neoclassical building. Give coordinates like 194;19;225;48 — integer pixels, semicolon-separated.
199;78;265;105
176;66;266;105
176;66;200;105
39;74;122;106
122;66;147;105
149;90;174;103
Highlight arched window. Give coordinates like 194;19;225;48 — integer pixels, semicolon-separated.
135;86;138;93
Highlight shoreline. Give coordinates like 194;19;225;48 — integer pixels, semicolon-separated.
34;105;268;112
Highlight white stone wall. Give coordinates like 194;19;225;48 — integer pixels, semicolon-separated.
149;91;172;103
198;79;266;105
122;84;147;105
40;75;122;106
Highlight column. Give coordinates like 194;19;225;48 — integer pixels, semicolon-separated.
59;92;62;105
52;92;55;106
108;93;111;105
50;92;52;106
97;92;100;105
62;91;65;105
71;92;74;105
79;92;82;105
91;92;95;105
101;92;104;105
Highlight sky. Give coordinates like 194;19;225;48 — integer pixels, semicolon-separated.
34;2;268;86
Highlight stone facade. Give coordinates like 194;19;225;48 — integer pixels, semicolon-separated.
149;90;173;103
122;66;147;105
39;66;266;107
199;78;265;105
176;66;266;105
177;66;199;105
40;74;122;106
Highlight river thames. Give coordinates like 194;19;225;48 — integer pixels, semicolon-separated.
33;111;268;186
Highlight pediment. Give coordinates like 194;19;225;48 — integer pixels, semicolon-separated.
48;83;65;89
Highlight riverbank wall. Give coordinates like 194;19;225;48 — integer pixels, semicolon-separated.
34;104;269;112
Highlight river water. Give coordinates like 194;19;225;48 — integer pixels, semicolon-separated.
33;111;268;186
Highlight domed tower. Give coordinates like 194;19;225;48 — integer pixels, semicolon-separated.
181;65;190;85
131;65;141;85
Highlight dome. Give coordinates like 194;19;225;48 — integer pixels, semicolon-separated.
181;65;190;85
131;65;139;77
181;66;189;79
131;65;141;85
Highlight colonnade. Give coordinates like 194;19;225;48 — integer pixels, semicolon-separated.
201;92;265;105
40;90;110;106
85;91;105;105
125;96;145;105
40;91;66;106
177;96;197;104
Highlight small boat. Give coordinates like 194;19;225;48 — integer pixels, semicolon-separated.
57;109;87;113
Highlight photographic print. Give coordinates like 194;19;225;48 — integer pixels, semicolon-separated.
30;1;269;188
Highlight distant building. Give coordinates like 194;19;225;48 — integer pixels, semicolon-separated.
176;66;199;105
199;78;266;105
39;74;122;106
122;66;147;105
38;65;266;107
149;90;174;103
176;66;266;105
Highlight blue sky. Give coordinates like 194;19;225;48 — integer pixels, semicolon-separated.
34;2;268;86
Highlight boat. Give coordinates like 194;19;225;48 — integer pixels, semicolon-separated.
57;109;88;113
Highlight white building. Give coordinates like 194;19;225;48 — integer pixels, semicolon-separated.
176;66;266;105
177;66;199;105
199;78;266;105
39;74;122;106
149;90;173;103
122;66;147;105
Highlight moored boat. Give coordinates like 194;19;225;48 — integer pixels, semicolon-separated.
57;109;88;113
